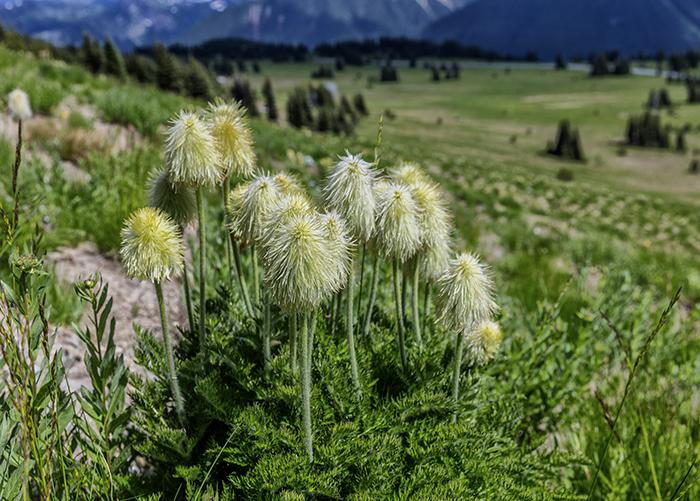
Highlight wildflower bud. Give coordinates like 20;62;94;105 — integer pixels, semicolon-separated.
206;99;256;179
320;211;353;292
323;152;377;243
465;320;502;365
375;182;422;262
234;175;281;244
435;252;497;332
264;211;338;312
7;89;32;121
164;110;220;188
147;169;197;228
120;208;184;283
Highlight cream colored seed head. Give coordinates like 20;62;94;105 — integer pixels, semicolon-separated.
435;252;497;332
236;175;281;244
258;193;314;254
206;99;256;179
273;172;304;196
264;211;339;312
147;169;197;228
120;208;184;283
375;182;422;262
320;211;353;292
465;320;503;365
323;152;377;243
420;236;452;281
225;182;249;241
410;180;452;250
392;162;429;186
164;110;220;188
8;89;32;121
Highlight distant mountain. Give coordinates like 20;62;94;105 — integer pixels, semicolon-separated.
423;0;700;58
0;0;229;48
181;0;467;46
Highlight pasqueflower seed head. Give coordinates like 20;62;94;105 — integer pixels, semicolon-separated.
392;162;429;186
465;320;503;365
235;174;281;244
320;211;353;292
225;182;249;240
206;99;256;179
164;110;220;188
7;89;32;121
120;208;184;283
375;182;422;262
273;172;304;196
147;169;197;228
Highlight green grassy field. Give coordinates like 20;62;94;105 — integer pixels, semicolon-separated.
1;46;699;499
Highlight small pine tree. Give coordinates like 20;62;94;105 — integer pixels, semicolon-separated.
103;38;126;79
451;61;461;79
252;61;261;73
316;107;333;132
431;66;441;82
125;54;157;84
184;56;214;100
262;77;278;122
82;33;104;74
353;93;369;116
287;87;313;129
232;79;259;117
547;120;584;161
554;54;567;70
340;95;357;124
590;54;609;77
154;43;182;93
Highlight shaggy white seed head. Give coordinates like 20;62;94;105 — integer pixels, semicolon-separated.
323;152;377;243
435;252;497;332
375;182;422;262
259;193;314;253
8;89;32;121
120;208;184;283
273;172;304;196
225;183;249;241
235;175;281;244
264;211;338;312
465;320;503;365
410;181;452;250
392;162;429;186
206;99;256;179
320;211;353;292
147;169;197;228
420;237;452;281
164;110;220;188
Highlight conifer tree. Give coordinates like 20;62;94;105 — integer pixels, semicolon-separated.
340;95;357;124
82;33;104;74
184;56;214;100
353;93;369;116
154;43;183;93
103;38;126;79
125;54;157;84
262;77;278;122
232;79;259;117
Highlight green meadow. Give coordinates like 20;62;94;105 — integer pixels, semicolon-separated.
1;44;699;499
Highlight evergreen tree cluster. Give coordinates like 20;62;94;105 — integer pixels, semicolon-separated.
646;88;672;109
687;81;700;103
380;63;399;82
546;120;585;161
311;65;335;79
430;62;461;82
625;112;673;148
590;52;630;77
262;77;278;122
554;54;567;70
286;85;368;135
231;79;259;117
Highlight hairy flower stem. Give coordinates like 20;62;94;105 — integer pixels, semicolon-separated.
12;120;22;234
182;260;194;332
155;282;185;427
393;260;408;371
362;255;381;341
196;188;207;347
289;313;298;374
230;235;255;318
263;291;271;373
423;282;431;329
222;178;234;289
252;245;261;306
355;244;366;329
300;311;314;462
347;263;362;401
451;331;464;424
412;264;423;350
401;268;409;326
307;314;316;378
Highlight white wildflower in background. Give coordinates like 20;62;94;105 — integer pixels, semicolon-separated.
435;252;497;332
465;320;503;365
164;111;220;188
320;211;353;292
323;152;377;242
120;208;184;283
7;89;32;121
375;182;422;262
147;169;197;228
206;99;256;179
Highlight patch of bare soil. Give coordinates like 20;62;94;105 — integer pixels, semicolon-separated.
48;242;187;389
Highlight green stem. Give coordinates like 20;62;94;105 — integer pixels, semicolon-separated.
423;282;431;329
355;244;366;329
223;178;234;290
252;245;261;306
401;265;409;326
230;235;255;318
328;294;336;336
347;263;362;401
263;291;271;373
300;311;314;462
182;259;194;332
411;263;423;350
392;260;408;371
451;331;464;424
289;313;298;374
155;282;185;427
362;255;381;341
196;188;206;347
307;313;316;379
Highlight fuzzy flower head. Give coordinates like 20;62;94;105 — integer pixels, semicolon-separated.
7;89;32;121
273;172;304;196
225;183;248;240
259;193;314;252
320;211;353;292
420;237;452;281
206;99;256;179
120;208;184;283
465;320;503;365
436;252;497;332
410;181;452;249
263;211;338;312
147;169;197;228
232;175;281;244
164;110;220;188
323;152;377;243
392;162;429;186
375;182;422;262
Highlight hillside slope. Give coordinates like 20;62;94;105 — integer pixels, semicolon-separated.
423;0;700;57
